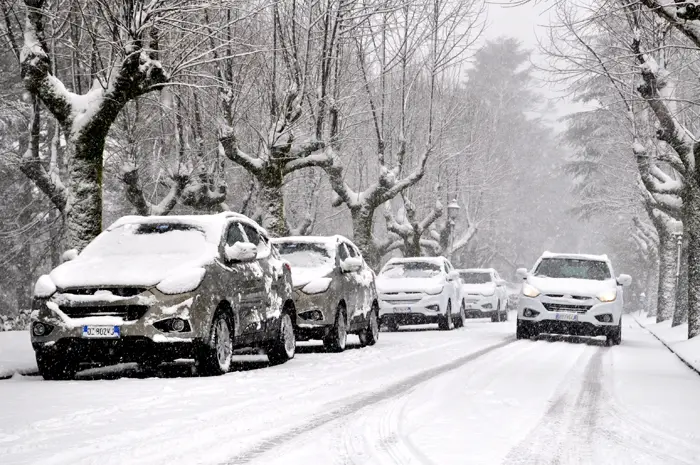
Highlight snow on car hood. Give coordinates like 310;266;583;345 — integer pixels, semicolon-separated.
461;283;496;295
376;276;444;293
527;276;616;296
289;266;334;288
49;253;214;289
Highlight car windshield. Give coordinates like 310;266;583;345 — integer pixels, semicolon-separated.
460;272;492;284
276;242;335;268
80;223;208;258
380;262;442;279
534;258;611;280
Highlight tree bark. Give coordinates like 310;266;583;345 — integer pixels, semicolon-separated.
351;206;379;269
672;236;689;326
684;180;700;338
258;167;288;237
656;227;678;323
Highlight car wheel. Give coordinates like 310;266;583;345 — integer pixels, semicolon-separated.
456;301;466;328
516;320;532;340
438;300;454;331
268;313;296;365
197;310;233;376
607;321;622;346
324;304;348;352
359;305;379;347
36;353;79;380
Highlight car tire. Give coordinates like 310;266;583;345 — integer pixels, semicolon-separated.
607;321;622;346
197;310;233;376
438;300;454;331
455;301;466;328
36;353;79;380
268;313;296;365
324;304;348;352
516;320;532;340
359;304;379;347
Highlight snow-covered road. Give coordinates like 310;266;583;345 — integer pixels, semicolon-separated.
2;316;700;465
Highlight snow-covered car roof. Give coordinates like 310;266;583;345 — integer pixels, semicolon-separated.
384;257;447;266
108;212;264;244
457;268;496;274
272;235;353;246
540;251;609;262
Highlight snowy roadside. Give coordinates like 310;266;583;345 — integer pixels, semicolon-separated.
634;311;700;374
0;331;38;379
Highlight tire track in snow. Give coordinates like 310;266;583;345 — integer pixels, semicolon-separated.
224;337;515;465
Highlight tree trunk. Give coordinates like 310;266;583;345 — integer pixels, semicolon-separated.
656;228;678;323
16;181;33;311
64;139;104;251
685;181;700;338
351;206;379;270
258;167;288;238
672;236;689;327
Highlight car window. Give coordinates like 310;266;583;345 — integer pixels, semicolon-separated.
337;243;349;261
242;224;270;258
346;244;358;257
380;261;442;278
226;222;246;246
534;258;611;280
459;272;492;284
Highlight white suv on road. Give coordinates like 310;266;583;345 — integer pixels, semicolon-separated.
516;252;631;345
376;257;465;331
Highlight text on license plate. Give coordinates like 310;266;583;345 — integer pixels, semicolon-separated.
554;313;578;322
394;306;411;313
82;326;120;338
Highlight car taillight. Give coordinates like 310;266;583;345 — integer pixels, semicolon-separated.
284;262;291;272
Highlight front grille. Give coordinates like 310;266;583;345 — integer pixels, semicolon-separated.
386;299;421;305
59;305;149;321
542;303;591;314
60;288;147;297
546;294;564;298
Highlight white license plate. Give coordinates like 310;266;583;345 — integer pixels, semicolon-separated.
394;306;411;313
554;313;579;322
82;326;120;338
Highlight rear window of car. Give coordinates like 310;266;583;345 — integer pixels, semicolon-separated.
460;272;492;284
534;258;611;280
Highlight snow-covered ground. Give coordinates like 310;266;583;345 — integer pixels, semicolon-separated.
636;314;700;373
0;331;37;378
1;315;700;464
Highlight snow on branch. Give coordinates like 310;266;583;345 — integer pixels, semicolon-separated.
633;139;683;215
120;162;189;216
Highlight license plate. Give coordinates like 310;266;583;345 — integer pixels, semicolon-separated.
82;326;120;338
554;313;578;322
394;306;411;313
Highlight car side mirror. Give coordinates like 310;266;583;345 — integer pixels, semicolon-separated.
617;274;632;287
224;242;257;262
495;279;507;286
516;268;528;280
340;256;363;272
447;270;460;282
61;249;79;263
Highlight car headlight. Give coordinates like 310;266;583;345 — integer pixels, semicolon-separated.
522;283;541;298
301;277;333;295
597;289;617;302
425;285;444;295
157;268;206;295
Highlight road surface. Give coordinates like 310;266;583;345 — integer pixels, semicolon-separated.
1;315;699;464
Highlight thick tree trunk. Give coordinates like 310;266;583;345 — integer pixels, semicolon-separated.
656;229;678;323
351;206;379;270
258;167;288;238
672;237;689;327
16;182;33;310
685;181;700;338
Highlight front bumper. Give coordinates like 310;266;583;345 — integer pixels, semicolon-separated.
31;291;202;361
292;289;336;339
378;293;445;325
517;295;621;335
463;294;499;318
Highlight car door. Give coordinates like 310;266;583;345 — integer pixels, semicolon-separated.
336;242;359;322
494;271;507;309
241;223;283;334
224;221;265;337
346;242;371;323
444;259;460;306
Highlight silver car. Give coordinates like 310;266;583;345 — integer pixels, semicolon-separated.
30;212;296;379
272;236;379;352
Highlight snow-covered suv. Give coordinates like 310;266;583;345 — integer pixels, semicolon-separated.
272;236;379;352
30;213;296;380
459;268;509;322
376;257;465;331
516;252;631;345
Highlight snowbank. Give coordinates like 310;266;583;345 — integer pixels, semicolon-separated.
0;331;37;378
636;312;700;373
